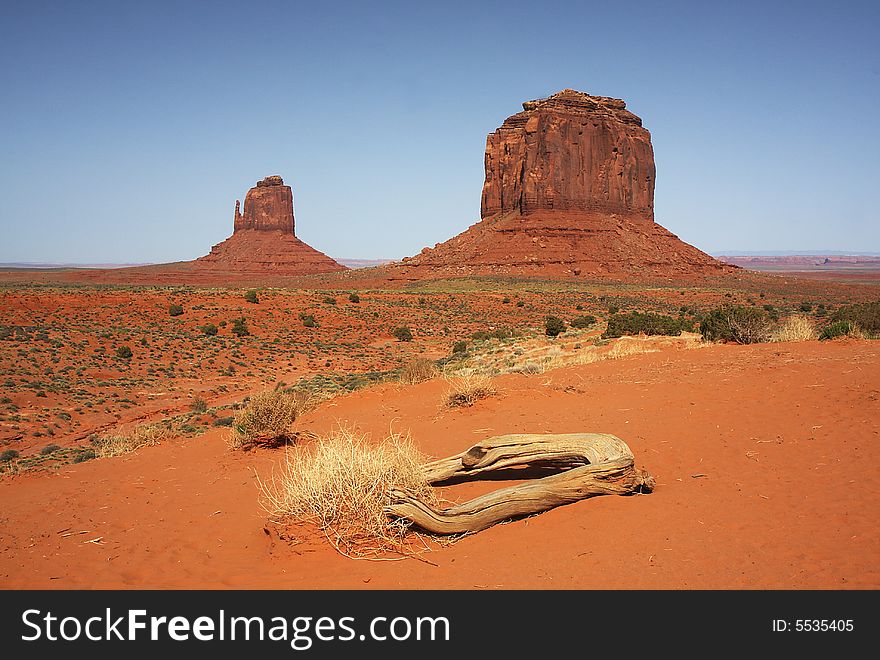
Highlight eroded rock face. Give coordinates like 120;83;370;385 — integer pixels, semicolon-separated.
391;89;731;280
481;89;655;221
233;175;295;234
196;175;345;275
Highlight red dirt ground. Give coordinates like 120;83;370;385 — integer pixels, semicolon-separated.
2;338;877;589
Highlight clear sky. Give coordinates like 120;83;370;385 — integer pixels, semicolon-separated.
1;0;878;263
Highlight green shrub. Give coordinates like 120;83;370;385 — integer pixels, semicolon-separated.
502;297;511;304
212;416;234;427
300;314;317;328
545;316;565;337
700;306;772;344
168;304;184;317
40;444;61;455
201;323;218;336
452;340;468;354
0;449;19;463
191;397;208;413
607;305;620;315
115;345;133;359
799;301;813;313
819;320;858;341
231;318;250;337
570;315;597;329
602;312;683;339
516;301;525;308
348;293;360;303
393;326;413;342
72;449;96;463
323;296;337;305
244;290;259;304
829;302;880;336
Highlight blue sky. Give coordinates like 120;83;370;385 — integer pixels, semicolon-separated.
1;0;878;262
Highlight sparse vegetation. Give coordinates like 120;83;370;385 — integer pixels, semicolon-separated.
231;317;250;337
398;357;438;385
700;306;772;344
258;427;435;556
191;397;208;413
348;293;360;303
570;315;597;329
393;326;414;342
819;320;861;341
168;304;184;317
93;423;171;458
300;313;317;328
603;312;683;339
772;316;817;342
829;301;880;337
0;449;20;463
545;315;565;337
115;345;133;359
244;290;259;304
451;340;468;354
445;373;496;408
201;323;218;336
230;390;314;449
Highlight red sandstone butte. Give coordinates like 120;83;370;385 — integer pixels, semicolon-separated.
196;175;345;274
393;89;730;279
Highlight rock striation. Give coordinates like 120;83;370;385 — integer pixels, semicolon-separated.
394;89;730;279
196;175;344;274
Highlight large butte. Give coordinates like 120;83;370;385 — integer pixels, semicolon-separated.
393;89;732;279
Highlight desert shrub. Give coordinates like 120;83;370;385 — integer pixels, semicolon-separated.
191;397;208;413
830;302;880;337
700;306;772;344
258;427;435;555
93;423;170;458
799;301;813;313
445;373;496;408
348;293;360;303
72;449;96;463
168;304;184;317
570;315;597;329
323;296;337;305
0;449;20;463
516;301;525;307
201;323;218;336
771;316;817;342
231;317;250;337
545;315;565;337
40;444;61;456
230;390;314;449
451;340;468;354
115;345;133;359
398;357;439;385
502;297;511;304
212;415;234;427
393;326;413;342
607;305;620;315
244;290;259;304
819;320;861;341
471;330;491;341
300;313;317;328
603;312;682;339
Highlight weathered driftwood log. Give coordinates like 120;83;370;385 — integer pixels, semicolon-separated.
386;433;654;535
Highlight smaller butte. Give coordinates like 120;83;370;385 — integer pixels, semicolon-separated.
195;176;345;275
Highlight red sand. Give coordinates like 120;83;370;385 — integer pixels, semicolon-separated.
2;339;877;589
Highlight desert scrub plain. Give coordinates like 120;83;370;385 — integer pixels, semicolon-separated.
0;273;878;588
1;276;877;477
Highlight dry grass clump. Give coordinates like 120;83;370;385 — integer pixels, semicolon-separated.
444;373;497;408
398;357;439;385
258;427;436;556
94;423;171;458
772;315;817;342
230;390;314;450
